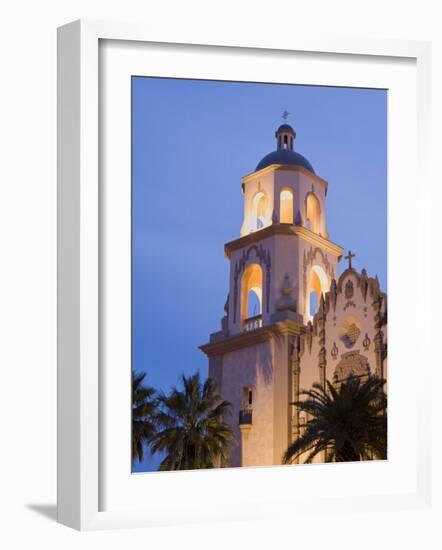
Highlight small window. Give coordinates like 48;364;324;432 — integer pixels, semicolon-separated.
242;387;253;409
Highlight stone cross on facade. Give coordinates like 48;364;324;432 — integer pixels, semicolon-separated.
345;250;355;269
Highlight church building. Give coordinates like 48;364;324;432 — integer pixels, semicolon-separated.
200;122;387;467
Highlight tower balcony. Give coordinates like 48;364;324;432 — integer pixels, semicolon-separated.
239;409;253;425
242;314;262;333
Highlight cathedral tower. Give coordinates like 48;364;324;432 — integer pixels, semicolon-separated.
200;123;344;467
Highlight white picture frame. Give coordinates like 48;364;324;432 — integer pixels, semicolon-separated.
57;19;433;531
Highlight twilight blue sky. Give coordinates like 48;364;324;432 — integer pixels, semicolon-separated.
131;77;387;471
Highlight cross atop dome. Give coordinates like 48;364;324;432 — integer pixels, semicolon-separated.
282;109;290;121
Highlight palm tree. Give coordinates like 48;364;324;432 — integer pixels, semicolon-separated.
283;376;387;464
132;371;157;466
150;372;234;470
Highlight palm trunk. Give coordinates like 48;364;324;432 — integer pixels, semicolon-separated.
336;441;360;462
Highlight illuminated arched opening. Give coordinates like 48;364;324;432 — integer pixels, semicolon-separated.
241;263;263;329
306;193;321;234
309;290;319;317
247;288;261;318
252;192;267;230
280;188;294;224
307;265;329;320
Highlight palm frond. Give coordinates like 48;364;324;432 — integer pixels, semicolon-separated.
283;375;387;465
152;372;234;470
132;371;157;466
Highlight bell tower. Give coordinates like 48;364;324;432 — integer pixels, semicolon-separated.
200;122;344;467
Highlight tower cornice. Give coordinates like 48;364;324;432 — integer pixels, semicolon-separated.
199;319;304;358
242;164;328;193
224;224;344;259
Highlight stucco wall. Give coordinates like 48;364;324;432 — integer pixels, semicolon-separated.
220;342;274;467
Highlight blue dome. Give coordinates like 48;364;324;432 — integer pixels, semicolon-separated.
256;149;315;173
276;123;295;133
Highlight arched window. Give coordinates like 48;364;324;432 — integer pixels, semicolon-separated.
306;193;321;234
280;188;294;224
241;263;263;330
307;265;329;320
252;192;267;230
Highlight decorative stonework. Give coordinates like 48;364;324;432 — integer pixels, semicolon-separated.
304;188;319;212
233;244;271;322
276;273;297;312
360;269;369;301
371;285;387;378
374;330;385;378
333;351;371;384
302;246;335;308
345;279;354;299
305;321;313;354
372;293;384;330
317;294;327;388
303;247;335;280
331;341;339;360
294;210;303;226
224;294;229;315
339;319;361;349
290;336;301;456
363;333;371;351
329;279;338;311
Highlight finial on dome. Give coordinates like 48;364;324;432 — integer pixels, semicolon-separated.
275;118;296;151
